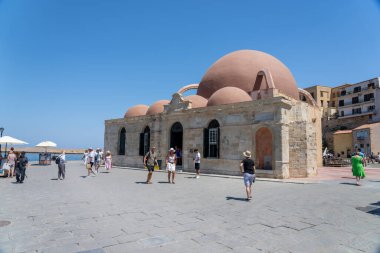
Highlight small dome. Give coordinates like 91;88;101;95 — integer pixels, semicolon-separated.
197;50;299;100
207;87;252;107
146;100;170;115
184;95;208;108
124;104;149;118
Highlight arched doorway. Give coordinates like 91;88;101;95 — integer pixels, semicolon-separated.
255;127;273;170
119;128;126;155
170;122;183;166
139;126;150;156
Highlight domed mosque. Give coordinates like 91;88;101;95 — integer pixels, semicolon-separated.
105;50;322;178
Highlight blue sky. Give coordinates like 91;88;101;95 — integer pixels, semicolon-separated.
1;0;379;148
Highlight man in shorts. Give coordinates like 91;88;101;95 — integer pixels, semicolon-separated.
144;147;157;184
240;150;255;201
87;148;96;176
193;148;201;178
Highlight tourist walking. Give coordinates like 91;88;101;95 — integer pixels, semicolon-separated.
82;149;88;165
56;150;66;180
351;151;365;186
7;147;17;178
193;148;201;178
166;148;177;184
16;152;28;183
94;148;101;173
144;147;157;184
86;148;96;176
240;150;256;201
105;151;112;172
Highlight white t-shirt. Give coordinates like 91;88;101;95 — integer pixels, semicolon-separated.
194;152;201;164
88;151;95;163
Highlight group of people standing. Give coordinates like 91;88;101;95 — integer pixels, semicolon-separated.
143;147;201;184
143;146;256;201
0;147;29;183
81;148;112;177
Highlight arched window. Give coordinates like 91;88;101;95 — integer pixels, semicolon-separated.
119;128;126;155
139;126;150;156
203;120;220;158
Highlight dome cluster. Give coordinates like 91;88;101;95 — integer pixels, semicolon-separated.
124;50;299;117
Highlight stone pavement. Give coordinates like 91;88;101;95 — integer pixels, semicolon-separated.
0;161;380;253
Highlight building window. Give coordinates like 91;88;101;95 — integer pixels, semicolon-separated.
332;101;335;107
341;111;344;117
139;126;150;156
364;93;374;102
320;91;323;97
119;128;126;155
368;83;375;89
352;108;362;115
203;120;220;158
353;87;361;93
356;130;368;140
352;97;359;104
368;105;375;112
320;100;324;106
341;90;346;96
339;100;344;106
332;93;336;98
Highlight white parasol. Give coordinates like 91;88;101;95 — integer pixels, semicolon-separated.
36;141;57;152
0;136;28;155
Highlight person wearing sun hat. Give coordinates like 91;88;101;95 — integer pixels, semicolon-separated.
240;150;256;201
166;148;177;184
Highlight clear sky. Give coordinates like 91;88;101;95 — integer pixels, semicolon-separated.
1;0;380;148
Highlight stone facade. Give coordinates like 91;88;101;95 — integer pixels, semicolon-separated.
105;95;322;179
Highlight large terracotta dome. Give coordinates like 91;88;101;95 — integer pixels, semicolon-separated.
197;50;299;99
146;100;170;115
184;95;208;108
124;104;149;118
207;87;251;107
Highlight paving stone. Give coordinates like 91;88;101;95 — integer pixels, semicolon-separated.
1;161;380;252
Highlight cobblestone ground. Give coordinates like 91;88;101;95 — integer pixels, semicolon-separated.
0;161;380;253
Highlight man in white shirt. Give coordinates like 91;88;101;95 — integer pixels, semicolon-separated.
193;148;201;178
87;148;96;176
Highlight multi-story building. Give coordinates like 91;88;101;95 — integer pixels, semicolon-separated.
304;77;380;153
304;85;333;118
335;77;379;121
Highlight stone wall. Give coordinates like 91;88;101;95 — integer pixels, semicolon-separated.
105;96;321;179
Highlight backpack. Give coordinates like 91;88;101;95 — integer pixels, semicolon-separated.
55;157;60;164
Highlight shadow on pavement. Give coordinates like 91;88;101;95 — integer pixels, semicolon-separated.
135;182;147;184
157;181;170;184
184;176;195;179
370;201;380;206
50;178;58;180
340;182;358;186
226;196;248;201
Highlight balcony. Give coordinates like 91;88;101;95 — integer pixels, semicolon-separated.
339;86;375;97
338;99;374;108
338;110;376;119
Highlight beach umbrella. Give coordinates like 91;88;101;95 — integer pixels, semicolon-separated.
36;141;57;153
0;136;28;155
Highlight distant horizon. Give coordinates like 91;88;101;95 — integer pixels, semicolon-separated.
2;0;380;148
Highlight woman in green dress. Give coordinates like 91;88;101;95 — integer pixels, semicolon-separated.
351;151;365;186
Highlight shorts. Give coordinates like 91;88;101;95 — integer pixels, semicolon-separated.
87;162;94;170
147;165;154;172
166;163;175;172
195;163;200;170
243;173;255;187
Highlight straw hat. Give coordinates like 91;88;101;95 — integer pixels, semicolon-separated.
243;150;251;158
169;148;175;152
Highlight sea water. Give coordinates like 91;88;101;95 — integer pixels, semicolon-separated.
25;153;82;162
